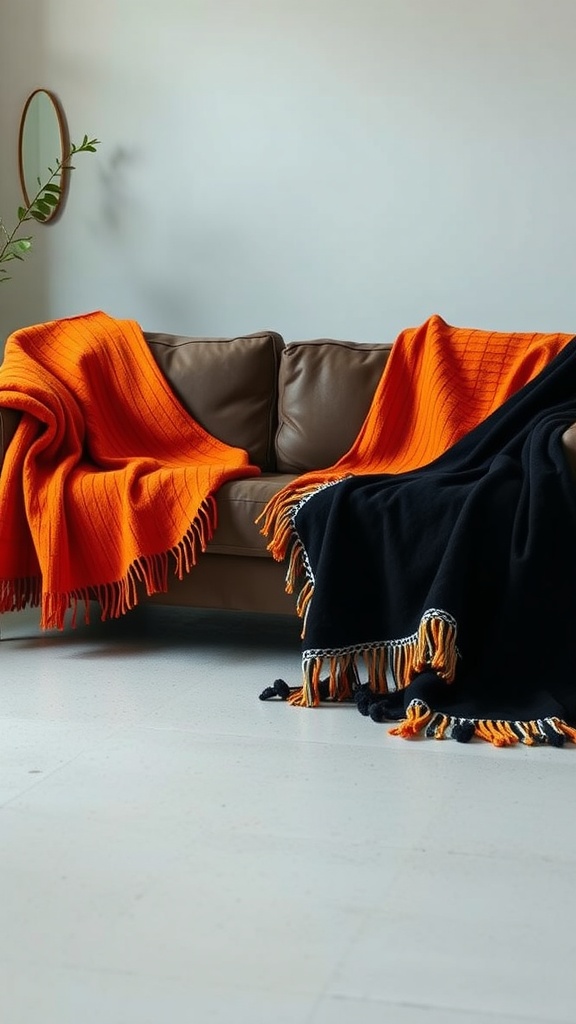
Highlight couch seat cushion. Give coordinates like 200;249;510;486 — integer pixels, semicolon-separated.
208;474;298;557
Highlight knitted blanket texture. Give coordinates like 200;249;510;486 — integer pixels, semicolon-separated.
0;312;259;629
261;315;576;748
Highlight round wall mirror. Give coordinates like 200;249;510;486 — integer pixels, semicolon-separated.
18;89;70;224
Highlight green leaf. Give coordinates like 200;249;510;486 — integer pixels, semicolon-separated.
42;183;61;194
14;239;32;252
30;210;48;222
33;201;52;216
17;206;28;220
41;193;59;207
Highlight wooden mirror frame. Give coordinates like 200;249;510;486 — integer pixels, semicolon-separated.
18;88;71;225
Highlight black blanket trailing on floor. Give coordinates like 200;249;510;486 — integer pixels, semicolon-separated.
264;337;576;747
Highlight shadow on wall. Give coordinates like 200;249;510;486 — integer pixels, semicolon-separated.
97;146;140;233
93;145;198;329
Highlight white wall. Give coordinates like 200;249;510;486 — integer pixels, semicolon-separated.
0;0;49;344
2;0;576;349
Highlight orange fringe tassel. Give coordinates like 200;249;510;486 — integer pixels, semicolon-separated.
556;720;576;743
0;576;42;613
389;701;434;738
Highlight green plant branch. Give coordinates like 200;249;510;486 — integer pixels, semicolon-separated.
0;135;100;284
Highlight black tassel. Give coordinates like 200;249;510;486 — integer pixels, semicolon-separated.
452;720;475;743
259;686;276;701
318;677;332;701
540;720;565;747
354;685;372;716
274;678;291;699
368;700;387;723
259;678;292;701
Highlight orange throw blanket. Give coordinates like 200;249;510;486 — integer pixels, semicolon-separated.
261;314;574;566
0;312;260;629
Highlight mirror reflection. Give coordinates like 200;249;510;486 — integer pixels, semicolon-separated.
18;89;70;223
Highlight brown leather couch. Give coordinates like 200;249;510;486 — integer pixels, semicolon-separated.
0;329;392;617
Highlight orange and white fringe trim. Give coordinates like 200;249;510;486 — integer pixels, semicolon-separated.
390;699;576;748
291;608;459;707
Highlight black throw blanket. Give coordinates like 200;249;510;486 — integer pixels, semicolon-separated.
263;336;576;747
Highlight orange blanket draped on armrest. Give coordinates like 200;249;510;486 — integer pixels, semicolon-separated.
0;311;260;629
260;314;574;563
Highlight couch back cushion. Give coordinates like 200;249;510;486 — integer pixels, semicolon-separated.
144;330;284;470
275;339;392;473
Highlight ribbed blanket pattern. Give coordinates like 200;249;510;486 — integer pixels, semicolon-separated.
0;312;259;628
